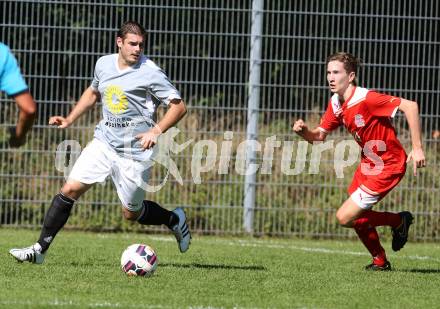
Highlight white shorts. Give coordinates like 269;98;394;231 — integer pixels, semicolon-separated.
350;187;380;210
68;138;151;211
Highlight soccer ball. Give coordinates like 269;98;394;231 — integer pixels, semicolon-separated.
121;244;158;277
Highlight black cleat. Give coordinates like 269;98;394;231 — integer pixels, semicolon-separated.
365;261;392;271
392;211;414;252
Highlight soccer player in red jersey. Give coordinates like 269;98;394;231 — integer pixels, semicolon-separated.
293;52;426;271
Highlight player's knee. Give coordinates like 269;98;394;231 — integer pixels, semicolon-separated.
336;211;351;227
122;208;138;221
60;183;80;200
61;181;91;200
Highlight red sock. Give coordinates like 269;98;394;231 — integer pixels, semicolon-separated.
353;210;401;229
354;226;387;266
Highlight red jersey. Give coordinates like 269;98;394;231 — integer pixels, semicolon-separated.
318;87;407;174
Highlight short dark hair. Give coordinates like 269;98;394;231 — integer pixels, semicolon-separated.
117;21;146;40
326;52;361;85
326;52;361;74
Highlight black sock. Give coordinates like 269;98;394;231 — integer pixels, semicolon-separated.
137;200;178;228
37;193;74;253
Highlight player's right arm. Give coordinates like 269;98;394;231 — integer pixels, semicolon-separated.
293;98;341;143
292;119;327;143
49;87;99;128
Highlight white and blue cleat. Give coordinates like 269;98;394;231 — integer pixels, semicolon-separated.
9;243;45;264
171;207;191;253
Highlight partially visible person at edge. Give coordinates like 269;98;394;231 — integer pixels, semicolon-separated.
0;42;37;147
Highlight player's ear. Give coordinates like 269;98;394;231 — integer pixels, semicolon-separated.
348;71;356;84
116;37;123;48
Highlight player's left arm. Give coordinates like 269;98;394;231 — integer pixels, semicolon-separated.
1;47;37;147
9;92;37;147
137;99;187;150
398;99;426;175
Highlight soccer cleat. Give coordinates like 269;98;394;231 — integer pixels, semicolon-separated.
365;261;392;271
392;211;414;252
170;207;191;253
9;243;45;264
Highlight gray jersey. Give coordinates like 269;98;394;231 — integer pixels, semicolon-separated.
91;54;181;161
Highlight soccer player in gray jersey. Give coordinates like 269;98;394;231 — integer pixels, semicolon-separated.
9;21;191;264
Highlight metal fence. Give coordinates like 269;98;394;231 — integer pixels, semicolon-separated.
1;0;439;240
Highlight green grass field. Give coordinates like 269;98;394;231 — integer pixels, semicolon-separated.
1;229;440;309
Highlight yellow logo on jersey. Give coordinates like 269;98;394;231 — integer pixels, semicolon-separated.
104;85;128;114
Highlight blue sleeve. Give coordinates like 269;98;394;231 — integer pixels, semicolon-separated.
0;45;28;96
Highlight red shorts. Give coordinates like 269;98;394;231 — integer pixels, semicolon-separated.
348;163;406;199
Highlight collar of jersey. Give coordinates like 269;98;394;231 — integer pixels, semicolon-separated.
340;86;357;109
114;54;138;74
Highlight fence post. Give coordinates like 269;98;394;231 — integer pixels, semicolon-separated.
244;0;264;234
